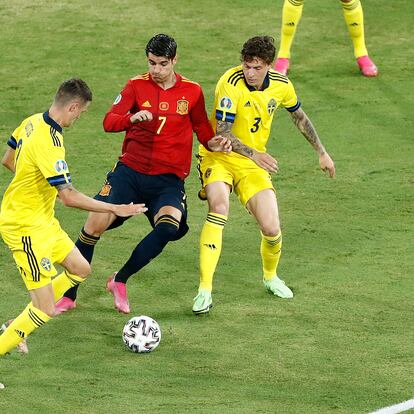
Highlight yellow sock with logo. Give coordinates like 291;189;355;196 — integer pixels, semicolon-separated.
341;0;368;57
278;0;304;59
199;213;227;292
261;232;282;281
52;271;86;302
0;303;51;355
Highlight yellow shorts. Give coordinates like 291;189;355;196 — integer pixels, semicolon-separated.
197;152;274;206
1;219;74;290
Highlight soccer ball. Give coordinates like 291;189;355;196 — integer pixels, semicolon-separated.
122;315;161;353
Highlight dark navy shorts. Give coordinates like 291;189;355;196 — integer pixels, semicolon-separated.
95;162;188;235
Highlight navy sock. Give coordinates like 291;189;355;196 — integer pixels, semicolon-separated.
63;228;100;300
115;216;180;284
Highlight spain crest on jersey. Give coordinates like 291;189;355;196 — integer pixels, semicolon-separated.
176;99;189;115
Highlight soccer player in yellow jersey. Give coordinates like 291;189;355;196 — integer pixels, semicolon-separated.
275;0;378;77
0;78;146;355
193;36;335;314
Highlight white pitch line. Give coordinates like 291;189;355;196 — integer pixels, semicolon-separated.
368;398;414;414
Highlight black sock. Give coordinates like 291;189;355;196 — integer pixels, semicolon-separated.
115;216;179;284
63;228;100;300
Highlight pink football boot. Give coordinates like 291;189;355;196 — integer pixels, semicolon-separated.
54;297;77;316
106;273;130;314
357;55;378;77
274;58;290;75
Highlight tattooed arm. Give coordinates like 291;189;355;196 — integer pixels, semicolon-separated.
216;120;278;173
289;108;336;178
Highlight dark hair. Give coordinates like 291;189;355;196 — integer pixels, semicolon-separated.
54;78;92;105
241;36;276;65
145;34;177;59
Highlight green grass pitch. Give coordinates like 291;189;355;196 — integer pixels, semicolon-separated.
0;1;413;413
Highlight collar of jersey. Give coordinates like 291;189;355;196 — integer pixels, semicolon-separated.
43;111;63;133
149;72;181;90
244;72;270;92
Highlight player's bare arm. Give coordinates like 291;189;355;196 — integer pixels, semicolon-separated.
56;183;147;217
289;108;336;178
216;120;278;173
1;147;15;173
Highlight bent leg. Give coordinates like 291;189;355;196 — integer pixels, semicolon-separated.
62;212;115;302
114;206;183;284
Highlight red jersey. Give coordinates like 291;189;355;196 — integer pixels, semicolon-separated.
103;72;214;179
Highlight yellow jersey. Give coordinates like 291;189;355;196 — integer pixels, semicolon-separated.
0;112;71;233
200;65;300;159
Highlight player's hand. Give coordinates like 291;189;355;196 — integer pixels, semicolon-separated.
319;152;335;178
114;203;148;217
207;136;232;153
130;110;153;123
252;150;278;173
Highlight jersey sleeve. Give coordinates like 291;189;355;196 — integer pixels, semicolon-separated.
190;87;215;149
34;138;72;187
214;77;241;124
103;80;136;132
281;79;301;112
7;122;25;149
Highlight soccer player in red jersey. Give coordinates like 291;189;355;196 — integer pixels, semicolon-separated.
56;34;230;314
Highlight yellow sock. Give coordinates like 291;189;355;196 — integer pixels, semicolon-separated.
0;303;51;355
199;213;227;292
261;232;282;281
277;0;304;59
341;0;368;57
52;271;85;302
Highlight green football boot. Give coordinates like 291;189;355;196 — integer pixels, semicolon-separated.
192;289;213;314
263;276;293;299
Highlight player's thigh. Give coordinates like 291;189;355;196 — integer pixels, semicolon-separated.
92;162;143;233
51;221;75;265
1;230;59;291
235;167;274;207
144;175;191;241
145;174;186;221
247;188;281;236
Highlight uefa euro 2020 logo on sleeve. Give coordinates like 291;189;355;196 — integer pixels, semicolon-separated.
54;160;68;173
220;97;232;110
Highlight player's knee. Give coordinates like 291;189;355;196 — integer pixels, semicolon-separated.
84;212;113;237
261;224;281;237
69;260;91;278
78;262;91;278
155;222;180;241
38;303;56;318
209;202;229;216
154;215;182;242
